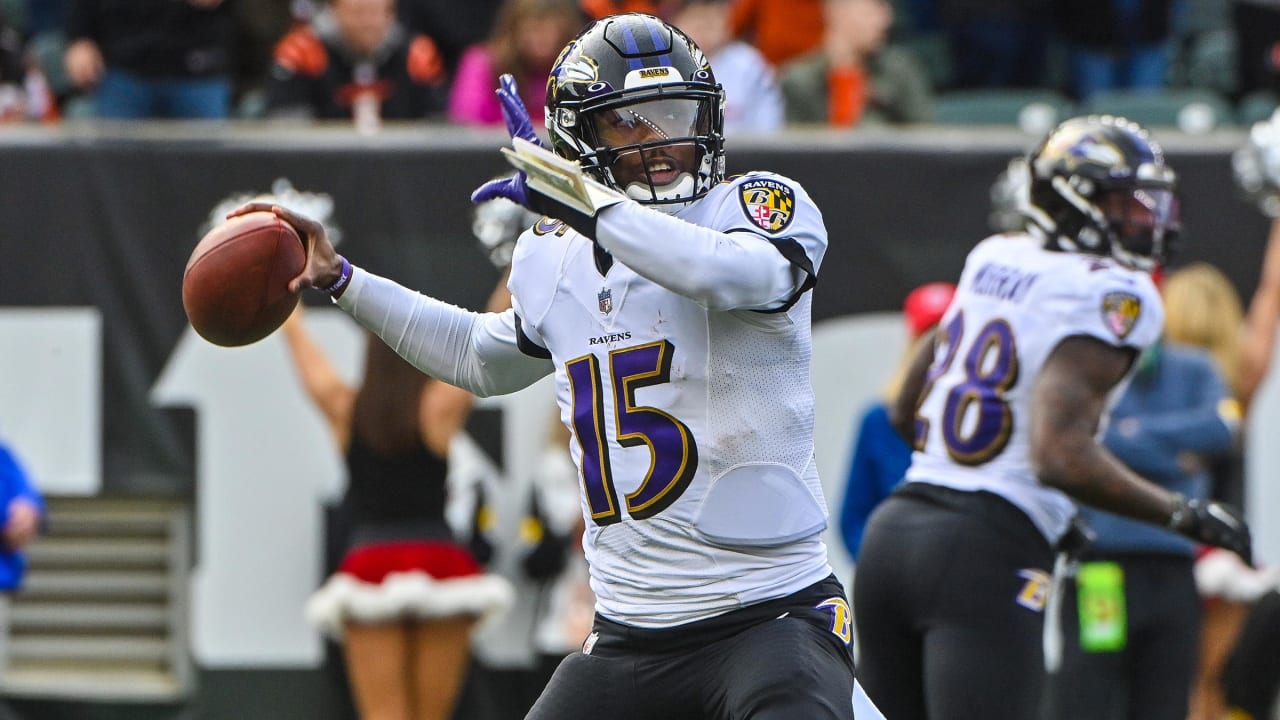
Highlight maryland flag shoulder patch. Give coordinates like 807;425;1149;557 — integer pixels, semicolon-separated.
1101;291;1142;340
738;178;796;234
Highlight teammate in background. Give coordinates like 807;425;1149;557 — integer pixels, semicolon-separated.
282;282;514;720
853;115;1253;720
234;13;882;719
839;281;955;562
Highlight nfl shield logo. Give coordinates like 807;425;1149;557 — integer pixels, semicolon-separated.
598;287;613;315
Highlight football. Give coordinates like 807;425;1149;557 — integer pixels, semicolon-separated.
182;212;306;347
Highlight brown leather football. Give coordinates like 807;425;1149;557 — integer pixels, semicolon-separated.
182;212;305;347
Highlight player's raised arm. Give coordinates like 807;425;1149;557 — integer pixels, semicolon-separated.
226;202;553;398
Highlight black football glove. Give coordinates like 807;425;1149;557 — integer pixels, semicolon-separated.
1168;494;1252;566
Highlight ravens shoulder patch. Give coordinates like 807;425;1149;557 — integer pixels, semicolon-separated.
738;178;796;234
1101;291;1142;339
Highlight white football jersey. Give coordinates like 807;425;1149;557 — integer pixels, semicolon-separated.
507;172;833;627
906;233;1164;544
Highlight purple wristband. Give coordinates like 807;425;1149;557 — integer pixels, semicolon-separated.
322;256;353;297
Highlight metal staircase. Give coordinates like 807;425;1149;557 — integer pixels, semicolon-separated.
0;497;192;701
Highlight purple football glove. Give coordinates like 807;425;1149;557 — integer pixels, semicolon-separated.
471;75;603;238
496;73;542;148
471;75;541;208
471;172;530;207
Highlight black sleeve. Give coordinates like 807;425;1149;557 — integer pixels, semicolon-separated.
733;230;817;314
514;314;551;360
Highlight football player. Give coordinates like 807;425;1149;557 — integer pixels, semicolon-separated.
851;115;1254;720
233;13;879;720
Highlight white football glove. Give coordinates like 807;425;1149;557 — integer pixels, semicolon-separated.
989;155;1031;233
472;192;538;269
1233;108;1280;217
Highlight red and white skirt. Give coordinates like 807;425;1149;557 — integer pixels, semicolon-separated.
304;541;514;639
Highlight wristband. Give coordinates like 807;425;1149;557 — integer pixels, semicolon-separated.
322;256;353;298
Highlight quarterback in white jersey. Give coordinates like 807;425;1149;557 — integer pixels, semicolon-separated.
853;116;1253;720
235;14;871;720
506;175;832;627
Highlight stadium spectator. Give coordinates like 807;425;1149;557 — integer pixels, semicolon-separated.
227;0;297;117
231;13;887;719
265;0;448;125
839;281;955;563
396;0;505;72
63;0;235;119
779;0;933;126
0;439;45;594
671;0;782;133
1045;332;1239;720
579;0;677;20
730;0;824;68
1231;0;1280;101
852;115;1251;720
0;12;28;121
1052;0;1177;101
283;295;514;720
937;0;1051;90
446;0;581;126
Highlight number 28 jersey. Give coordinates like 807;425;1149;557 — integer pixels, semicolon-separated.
505;172;833;628
905;233;1164;544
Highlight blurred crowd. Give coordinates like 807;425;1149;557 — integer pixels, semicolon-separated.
3;0;1279;130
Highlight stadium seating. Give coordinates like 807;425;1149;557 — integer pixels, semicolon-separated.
1083;88;1234;134
933;89;1075;134
1238;91;1279;128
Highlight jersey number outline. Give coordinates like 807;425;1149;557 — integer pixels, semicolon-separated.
914;311;1019;465
566;340;699;525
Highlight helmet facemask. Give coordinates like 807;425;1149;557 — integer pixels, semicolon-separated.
580;93;723;208
1033;171;1180;273
1095;184;1180;271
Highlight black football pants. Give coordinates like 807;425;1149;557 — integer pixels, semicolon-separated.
854;483;1055;720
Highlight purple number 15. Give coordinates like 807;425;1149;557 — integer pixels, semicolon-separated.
566;340;699;526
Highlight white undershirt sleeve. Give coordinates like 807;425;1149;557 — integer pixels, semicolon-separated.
593;202;805;311
334;267;553;397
